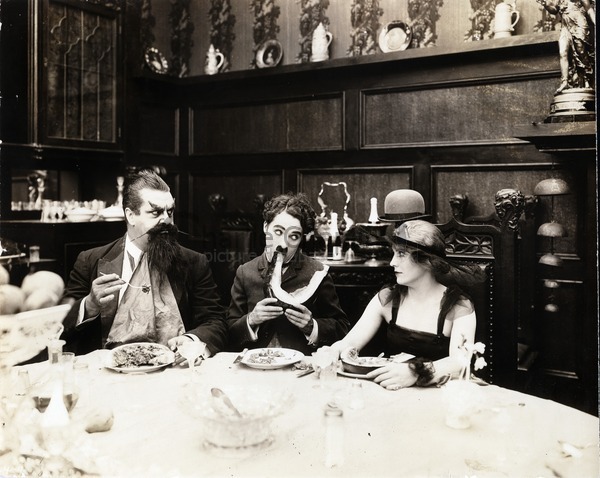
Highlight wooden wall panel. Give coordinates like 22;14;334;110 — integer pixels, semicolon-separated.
188;171;283;237
298;167;412;224
432;165;580;255
139;105;179;155
362;78;557;147
191;95;344;155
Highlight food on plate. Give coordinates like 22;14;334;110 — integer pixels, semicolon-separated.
340;347;391;374
112;343;173;368
246;349;287;365
0;284;26;314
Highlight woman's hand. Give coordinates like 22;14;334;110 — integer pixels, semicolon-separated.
248;298;284;326
285;304;314;334
367;363;418;391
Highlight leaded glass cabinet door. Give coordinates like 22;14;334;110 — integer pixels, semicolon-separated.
41;0;122;148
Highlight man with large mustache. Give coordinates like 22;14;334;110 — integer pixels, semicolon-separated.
61;170;227;358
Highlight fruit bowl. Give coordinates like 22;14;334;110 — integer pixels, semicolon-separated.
180;384;294;453
0;304;70;367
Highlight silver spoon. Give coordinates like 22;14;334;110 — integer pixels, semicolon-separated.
211;388;243;418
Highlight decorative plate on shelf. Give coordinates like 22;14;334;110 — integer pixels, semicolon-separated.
256;39;283;69
378;21;412;53
145;48;169;74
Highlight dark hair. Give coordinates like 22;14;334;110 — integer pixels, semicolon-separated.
262;193;316;234
122;169;170;214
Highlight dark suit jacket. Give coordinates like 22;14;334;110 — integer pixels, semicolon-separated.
61;236;227;355
227;253;349;355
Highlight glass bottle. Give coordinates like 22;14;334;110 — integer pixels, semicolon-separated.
324;402;344;467
368;197;379;223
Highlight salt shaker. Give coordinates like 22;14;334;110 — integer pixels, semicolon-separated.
324;402;344;467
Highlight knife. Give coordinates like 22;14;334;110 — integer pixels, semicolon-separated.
296;368;315;378
233;348;248;364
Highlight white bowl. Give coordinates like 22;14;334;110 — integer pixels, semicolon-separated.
64;208;96;222
98;205;124;221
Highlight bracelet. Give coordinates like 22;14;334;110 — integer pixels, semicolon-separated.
408;358;435;387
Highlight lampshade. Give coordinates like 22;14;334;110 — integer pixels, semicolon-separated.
539;253;563;267
537;222;568;237
544;303;559;313
543;279;560;289
533;178;570;196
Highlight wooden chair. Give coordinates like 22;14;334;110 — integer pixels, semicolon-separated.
437;217;517;386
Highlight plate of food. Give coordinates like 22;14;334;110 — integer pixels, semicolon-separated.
378;21;412;53
240;347;304;370
105;342;175;373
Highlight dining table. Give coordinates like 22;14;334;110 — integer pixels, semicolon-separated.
3;349;599;478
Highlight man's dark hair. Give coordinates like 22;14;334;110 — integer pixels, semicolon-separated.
262;193;316;234
122;169;170;214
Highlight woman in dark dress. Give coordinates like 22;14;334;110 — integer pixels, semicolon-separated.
329;220;483;391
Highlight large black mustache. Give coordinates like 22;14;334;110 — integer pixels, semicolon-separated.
146;222;179;241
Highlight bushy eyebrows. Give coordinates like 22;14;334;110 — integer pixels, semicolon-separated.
147;200;175;212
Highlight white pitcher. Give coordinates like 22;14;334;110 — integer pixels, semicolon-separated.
205;44;224;75
494;0;520;38
310;23;333;62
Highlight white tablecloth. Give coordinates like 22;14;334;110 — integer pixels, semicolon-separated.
6;351;599;477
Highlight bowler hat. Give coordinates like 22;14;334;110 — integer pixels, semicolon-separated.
379;189;431;223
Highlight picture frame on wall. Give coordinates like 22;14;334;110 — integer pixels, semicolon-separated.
256;40;283;68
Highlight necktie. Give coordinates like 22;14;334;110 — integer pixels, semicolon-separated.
127;252;137;271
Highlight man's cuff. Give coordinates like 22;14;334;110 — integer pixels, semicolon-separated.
246;315;259;341
76;296;99;328
305;319;319;345
183;333;211;358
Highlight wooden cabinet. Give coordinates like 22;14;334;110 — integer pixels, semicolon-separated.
41;0;122;148
1;0;124;150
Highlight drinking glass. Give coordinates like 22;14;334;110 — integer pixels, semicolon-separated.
312;346;338;390
177;341;206;372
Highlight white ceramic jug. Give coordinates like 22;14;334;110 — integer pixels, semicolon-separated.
494;0;520;38
311;23;333;62
205;44;224;75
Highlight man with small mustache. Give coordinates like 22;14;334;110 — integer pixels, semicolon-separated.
61;170;227;358
227;193;349;355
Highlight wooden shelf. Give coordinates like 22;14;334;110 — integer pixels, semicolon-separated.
513;121;596;153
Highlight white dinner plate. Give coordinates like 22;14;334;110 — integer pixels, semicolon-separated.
105;342;175;373
241;347;304;370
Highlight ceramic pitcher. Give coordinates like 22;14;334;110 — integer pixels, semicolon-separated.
494;0;520;38
205;44;224;75
311;23;333;62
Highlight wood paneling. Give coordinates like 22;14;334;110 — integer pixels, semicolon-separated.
432;165;580;254
363;78;557;147
298;167;412;223
191;95;344;155
188;171;283;237
139;105;179;155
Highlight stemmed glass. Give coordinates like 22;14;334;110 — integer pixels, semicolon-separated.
177;341;206;372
